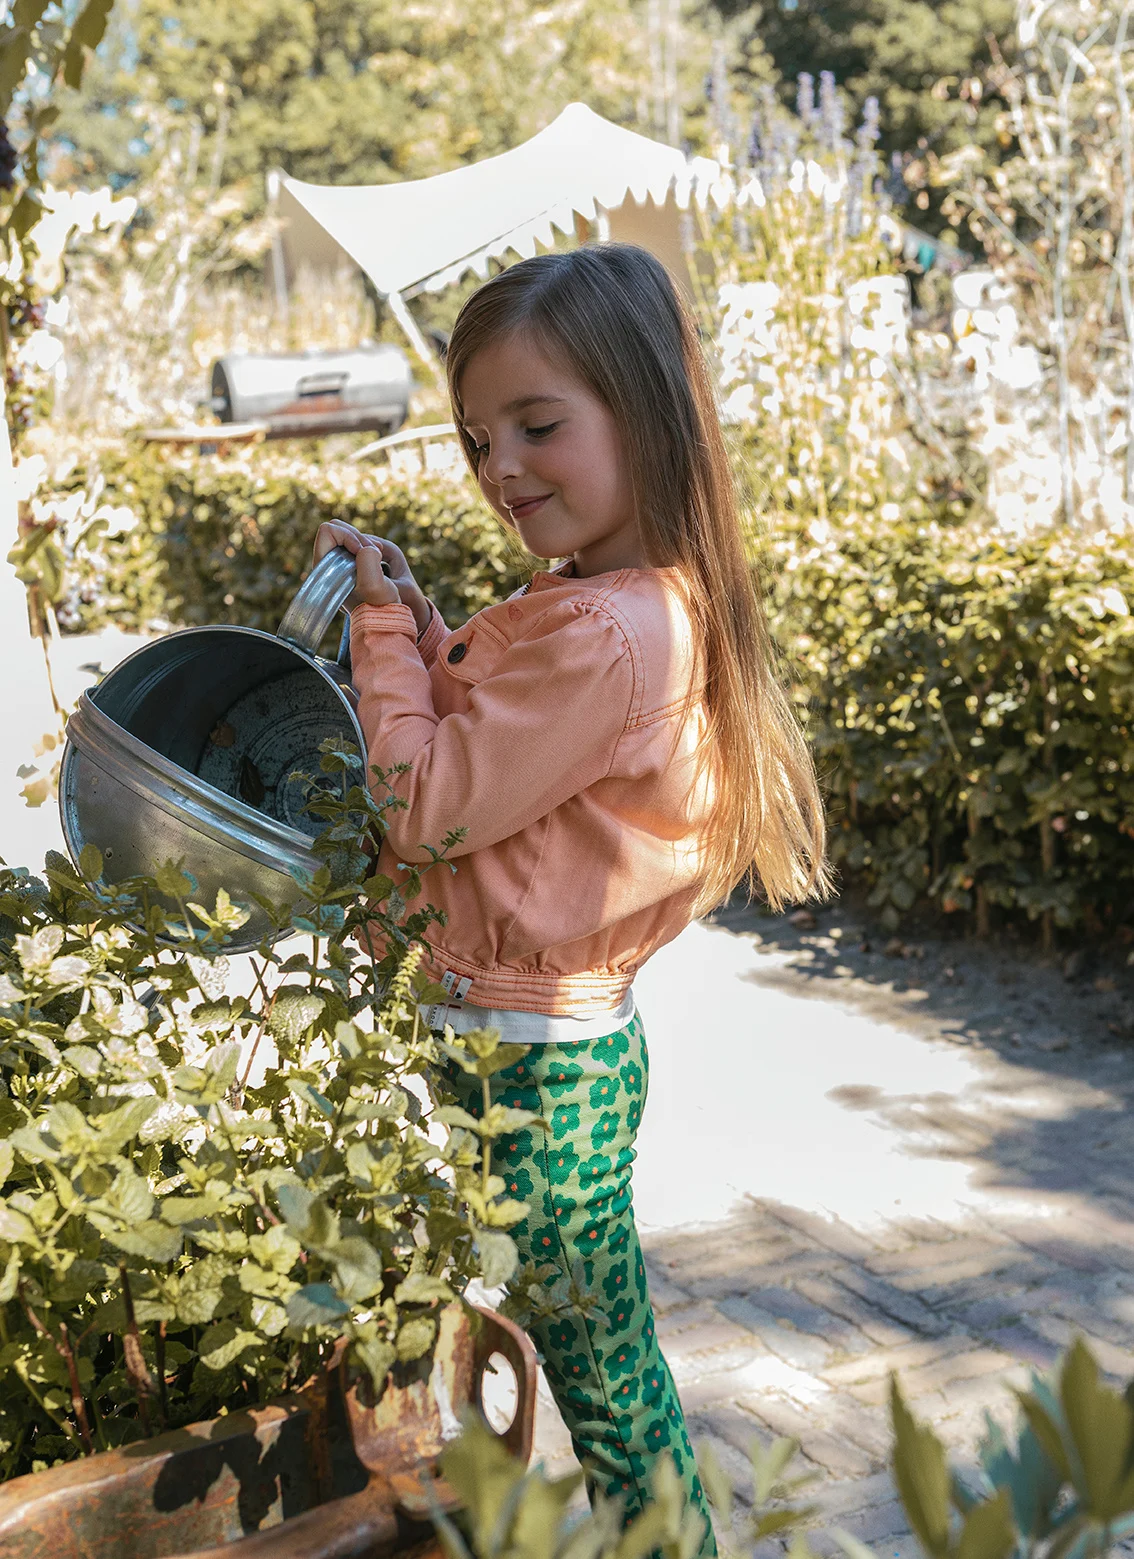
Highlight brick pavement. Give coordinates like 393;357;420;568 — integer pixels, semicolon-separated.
521;908;1134;1551
529;1191;1134;1550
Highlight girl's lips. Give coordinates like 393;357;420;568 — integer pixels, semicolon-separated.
507;494;551;520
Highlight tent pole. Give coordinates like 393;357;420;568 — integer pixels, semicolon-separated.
387;290;443;387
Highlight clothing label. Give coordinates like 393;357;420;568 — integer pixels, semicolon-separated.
440;970;472;1002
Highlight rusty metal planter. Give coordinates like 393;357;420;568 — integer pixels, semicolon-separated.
0;1305;536;1559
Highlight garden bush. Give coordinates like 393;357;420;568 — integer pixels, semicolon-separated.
0;743;539;1477
54;445;529;640
769;509;1134;942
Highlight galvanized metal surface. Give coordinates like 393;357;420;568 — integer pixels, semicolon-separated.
210;347;411;438
0;1307;535;1559
59;551;366;952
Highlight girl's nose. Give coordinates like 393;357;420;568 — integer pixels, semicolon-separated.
481;437;523;489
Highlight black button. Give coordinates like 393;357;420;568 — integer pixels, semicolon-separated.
447;642;467;664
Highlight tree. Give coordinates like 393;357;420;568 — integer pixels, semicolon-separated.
48;0;649;201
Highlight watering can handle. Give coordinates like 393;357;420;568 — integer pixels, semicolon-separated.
277;545;357;663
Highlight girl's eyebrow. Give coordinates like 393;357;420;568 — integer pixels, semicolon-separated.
502;394;567;413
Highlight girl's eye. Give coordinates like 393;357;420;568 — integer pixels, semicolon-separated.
526;422;559;440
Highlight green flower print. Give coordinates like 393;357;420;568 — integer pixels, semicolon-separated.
560;1353;591;1383
545;1061;584;1097
504;1166;535;1201
605;1341;641;1380
608;1222;630;1257
592;1029;630;1067
634;1252;648;1302
644;1416;671;1453
607;1295;634;1333
573;1219;604;1259
589;1073;620;1111
610;1186;632;1219
591;1110;618;1151
547;1142;580;1184
642;1364;666;1407
611;1373;640;1408
528;1221;560;1261
578;1151;613;1191
501;1131;533;1167
551;1102;581;1140
620;1058;643;1096
627;1097;643;1133
546;1317;579;1352
543;1188;577;1223
602;1259;630;1303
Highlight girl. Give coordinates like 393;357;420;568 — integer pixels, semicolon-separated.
314;243;826;1552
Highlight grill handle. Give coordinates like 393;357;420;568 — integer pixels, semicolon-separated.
277;546;357;664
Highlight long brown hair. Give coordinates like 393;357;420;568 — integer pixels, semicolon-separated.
446;243;828;911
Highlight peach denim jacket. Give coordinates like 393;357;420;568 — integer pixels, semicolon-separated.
349;565;709;1015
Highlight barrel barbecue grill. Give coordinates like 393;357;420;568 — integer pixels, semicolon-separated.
210;344;413;439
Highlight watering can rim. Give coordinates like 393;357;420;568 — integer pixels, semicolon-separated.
62;691;325;877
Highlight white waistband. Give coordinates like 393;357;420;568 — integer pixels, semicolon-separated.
422;986;636;1045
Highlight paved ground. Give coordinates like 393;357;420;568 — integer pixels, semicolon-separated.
528;905;1134;1552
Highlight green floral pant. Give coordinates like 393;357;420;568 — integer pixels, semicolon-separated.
443;1014;715;1555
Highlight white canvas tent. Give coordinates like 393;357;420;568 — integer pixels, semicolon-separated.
279;103;715;362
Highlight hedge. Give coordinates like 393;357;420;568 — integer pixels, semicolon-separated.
768;511;1134;941
66;446;529;644
68;445;1134;941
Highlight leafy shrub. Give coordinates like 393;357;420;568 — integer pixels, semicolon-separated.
768;510;1134;941
0;742;538;1478
51;445;528;638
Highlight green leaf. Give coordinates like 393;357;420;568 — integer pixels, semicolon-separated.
890;1375;951;1559
751;1436;801;1505
956;1489;1016;1559
395;1314;436;1362
154;860;196;899
475;1229;518;1288
63;1045;102;1080
174;1254;230;1324
0;1141;12;1189
355;1337;396;1392
329;1236;384;1302
393;1272;454;1307
1059;1337;1134;1520
0;1248;20;1304
102;1219;182;1263
198;1321;260;1373
286;1283;350;1328
110;1169;153;1225
61;0;115;89
78;843;103;882
268;989;325;1047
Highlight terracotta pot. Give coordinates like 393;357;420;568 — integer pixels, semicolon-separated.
0;1304;536;1559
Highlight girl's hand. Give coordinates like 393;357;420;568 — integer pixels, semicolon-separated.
313;522;430;631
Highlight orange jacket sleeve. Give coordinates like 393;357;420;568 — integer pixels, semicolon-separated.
349;597;635;861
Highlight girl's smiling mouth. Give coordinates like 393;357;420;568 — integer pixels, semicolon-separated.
506;494;552;519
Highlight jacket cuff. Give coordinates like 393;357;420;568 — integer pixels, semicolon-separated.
416;601;448;663
350;601;418;637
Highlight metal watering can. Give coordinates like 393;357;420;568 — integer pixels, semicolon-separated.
59;547;364;953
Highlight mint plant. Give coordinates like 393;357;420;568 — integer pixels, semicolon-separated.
0;741;541;1477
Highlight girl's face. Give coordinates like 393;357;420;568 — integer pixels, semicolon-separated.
458;333;643;577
